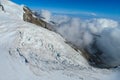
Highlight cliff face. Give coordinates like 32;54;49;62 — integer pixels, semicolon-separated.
0;3;4;11
23;6;55;31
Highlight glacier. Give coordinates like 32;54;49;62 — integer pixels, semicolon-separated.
0;0;120;80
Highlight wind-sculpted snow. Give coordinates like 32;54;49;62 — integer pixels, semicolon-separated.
0;18;104;80
1;19;119;80
0;15;120;80
10;23;89;71
0;0;120;80
0;0;23;19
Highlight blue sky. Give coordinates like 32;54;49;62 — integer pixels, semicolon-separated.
12;0;120;18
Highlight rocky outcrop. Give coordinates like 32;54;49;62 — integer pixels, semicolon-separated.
0;3;4;11
23;6;55;31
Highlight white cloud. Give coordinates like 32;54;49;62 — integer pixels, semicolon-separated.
90;13;97;16
52;14;120;67
54;16;118;47
83;32;93;47
96;28;120;67
88;18;118;34
78;12;97;16
52;10;97;17
40;9;51;21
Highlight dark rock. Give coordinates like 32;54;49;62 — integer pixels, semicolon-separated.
0;3;5;11
23;6;56;31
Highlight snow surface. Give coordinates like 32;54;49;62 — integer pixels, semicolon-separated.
0;0;23;20
0;0;120;80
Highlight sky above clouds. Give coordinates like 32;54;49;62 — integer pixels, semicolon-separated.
11;0;120;18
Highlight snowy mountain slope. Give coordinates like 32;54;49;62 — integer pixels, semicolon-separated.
0;0;23;19
0;0;120;80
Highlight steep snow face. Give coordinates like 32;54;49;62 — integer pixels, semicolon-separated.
0;0;23;19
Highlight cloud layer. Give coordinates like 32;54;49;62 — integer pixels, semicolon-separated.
38;10;120;68
51;14;120;67
53;17;118;48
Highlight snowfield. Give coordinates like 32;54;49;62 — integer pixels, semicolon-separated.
0;0;120;80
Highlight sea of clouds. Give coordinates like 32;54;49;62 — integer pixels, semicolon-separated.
38;9;120;68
